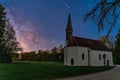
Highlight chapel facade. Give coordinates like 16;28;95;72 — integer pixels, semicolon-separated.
64;13;113;66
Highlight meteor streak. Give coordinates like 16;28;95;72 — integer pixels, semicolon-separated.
63;0;70;10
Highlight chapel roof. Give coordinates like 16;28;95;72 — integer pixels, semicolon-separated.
67;36;111;51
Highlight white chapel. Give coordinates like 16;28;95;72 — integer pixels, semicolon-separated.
64;13;114;66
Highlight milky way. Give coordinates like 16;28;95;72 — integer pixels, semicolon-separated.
7;10;47;52
0;0;97;52
1;0;115;52
3;0;62;52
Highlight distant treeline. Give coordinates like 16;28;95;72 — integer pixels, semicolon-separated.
12;45;64;62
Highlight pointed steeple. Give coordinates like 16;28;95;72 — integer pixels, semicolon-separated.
66;13;73;31
66;13;73;41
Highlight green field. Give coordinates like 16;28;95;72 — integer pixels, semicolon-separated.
0;61;113;80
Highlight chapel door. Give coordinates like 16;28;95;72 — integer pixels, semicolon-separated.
107;60;109;66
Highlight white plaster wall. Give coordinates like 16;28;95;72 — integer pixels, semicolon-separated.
64;46;113;66
77;47;88;66
64;46;88;66
105;52;114;66
90;50;104;66
64;47;78;66
64;47;67;65
90;50;113;66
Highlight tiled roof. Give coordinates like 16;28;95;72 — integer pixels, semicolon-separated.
67;36;111;51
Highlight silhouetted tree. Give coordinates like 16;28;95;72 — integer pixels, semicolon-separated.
3;19;22;63
50;47;58;61
4;20;23;53
20;46;64;62
0;4;7;63
37;50;43;61
99;36;115;49
51;47;58;54
58;44;64;62
113;30;120;64
84;0;120;37
12;53;19;61
0;4;22;63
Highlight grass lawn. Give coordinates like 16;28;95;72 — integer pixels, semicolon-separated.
0;61;113;80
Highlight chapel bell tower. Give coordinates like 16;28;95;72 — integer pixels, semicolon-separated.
66;13;73;42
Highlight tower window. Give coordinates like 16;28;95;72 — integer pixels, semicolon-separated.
82;53;85;60
69;32;71;35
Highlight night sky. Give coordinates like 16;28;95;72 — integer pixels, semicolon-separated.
0;0;119;52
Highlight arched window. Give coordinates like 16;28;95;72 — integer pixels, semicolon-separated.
71;58;74;65
99;54;101;60
82;53;85;60
69;32;71;36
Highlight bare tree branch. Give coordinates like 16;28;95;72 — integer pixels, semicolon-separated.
84;0;120;38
